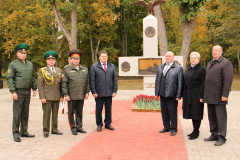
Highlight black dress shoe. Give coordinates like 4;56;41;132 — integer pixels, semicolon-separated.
97;126;102;132
215;136;226;146
72;131;78;135
52;132;63;135
187;131;194;137
44;134;49;138
14;137;21;142
21;134;35;137
159;129;170;133
189;131;199;140
105;125;115;130
204;134;218;141
170;131;177;136
77;129;87;133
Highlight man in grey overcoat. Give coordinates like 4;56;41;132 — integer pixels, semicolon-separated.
203;45;233;146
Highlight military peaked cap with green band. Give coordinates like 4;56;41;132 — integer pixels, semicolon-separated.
44;51;58;60
14;43;29;53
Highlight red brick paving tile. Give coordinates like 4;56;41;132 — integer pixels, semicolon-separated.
60;100;188;160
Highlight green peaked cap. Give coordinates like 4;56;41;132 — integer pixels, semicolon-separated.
14;43;29;52
44;51;58;60
67;53;69;58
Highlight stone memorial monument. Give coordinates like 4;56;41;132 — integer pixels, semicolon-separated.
119;0;183;96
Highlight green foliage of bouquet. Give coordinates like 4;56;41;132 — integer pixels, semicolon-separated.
133;94;161;109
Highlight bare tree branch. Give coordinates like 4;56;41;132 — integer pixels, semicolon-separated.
52;0;71;43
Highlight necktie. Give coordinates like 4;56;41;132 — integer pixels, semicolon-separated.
52;68;56;74
103;64;107;72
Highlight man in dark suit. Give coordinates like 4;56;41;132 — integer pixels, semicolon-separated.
155;51;184;136
203;45;233;146
90;51;118;132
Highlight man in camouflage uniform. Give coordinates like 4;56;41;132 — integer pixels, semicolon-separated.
7;43;37;142
38;51;64;138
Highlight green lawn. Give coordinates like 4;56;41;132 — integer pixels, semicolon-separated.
1;72;240;90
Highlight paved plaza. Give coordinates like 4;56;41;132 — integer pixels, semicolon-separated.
0;88;240;160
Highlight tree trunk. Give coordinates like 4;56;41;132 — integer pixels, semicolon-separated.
238;39;240;71
52;0;77;51
179;7;197;70
94;23;103;63
121;7;125;56
70;1;77;50
54;23;58;51
212;37;216;46
125;6;129;56
153;3;168;56
89;21;95;64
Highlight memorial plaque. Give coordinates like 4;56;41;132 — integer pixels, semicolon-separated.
145;26;155;37
121;61;131;72
139;58;162;75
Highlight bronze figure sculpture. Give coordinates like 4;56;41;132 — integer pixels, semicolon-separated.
132;0;166;15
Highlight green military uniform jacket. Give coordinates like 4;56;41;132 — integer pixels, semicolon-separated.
61;64;90;100
7;59;37;93
38;66;63;101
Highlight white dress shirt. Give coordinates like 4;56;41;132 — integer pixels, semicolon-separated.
163;61;173;75
100;61;107;70
48;66;56;73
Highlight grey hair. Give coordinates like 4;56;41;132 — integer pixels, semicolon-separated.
190;52;200;60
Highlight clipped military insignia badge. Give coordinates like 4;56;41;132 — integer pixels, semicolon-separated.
7;69;11;74
58;73;62;81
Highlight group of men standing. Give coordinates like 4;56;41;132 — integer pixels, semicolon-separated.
6;43;233;147
7;43;118;142
155;45;233;146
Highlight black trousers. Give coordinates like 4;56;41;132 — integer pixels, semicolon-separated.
95;96;112;127
207;104;227;137
160;96;178;132
68;100;84;132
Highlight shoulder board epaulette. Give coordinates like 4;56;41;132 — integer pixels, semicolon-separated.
11;60;17;63
80;65;87;68
64;65;70;68
39;67;47;71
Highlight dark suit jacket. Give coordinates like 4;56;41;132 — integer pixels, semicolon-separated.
203;56;233;105
155;62;184;98
90;61;118;97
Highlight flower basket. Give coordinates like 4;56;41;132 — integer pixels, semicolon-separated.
132;94;161;112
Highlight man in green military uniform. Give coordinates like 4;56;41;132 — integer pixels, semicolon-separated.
7;43;37;142
38;51;64;138
61;49;90;135
67;53;72;66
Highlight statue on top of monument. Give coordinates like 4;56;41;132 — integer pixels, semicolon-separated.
132;0;166;15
